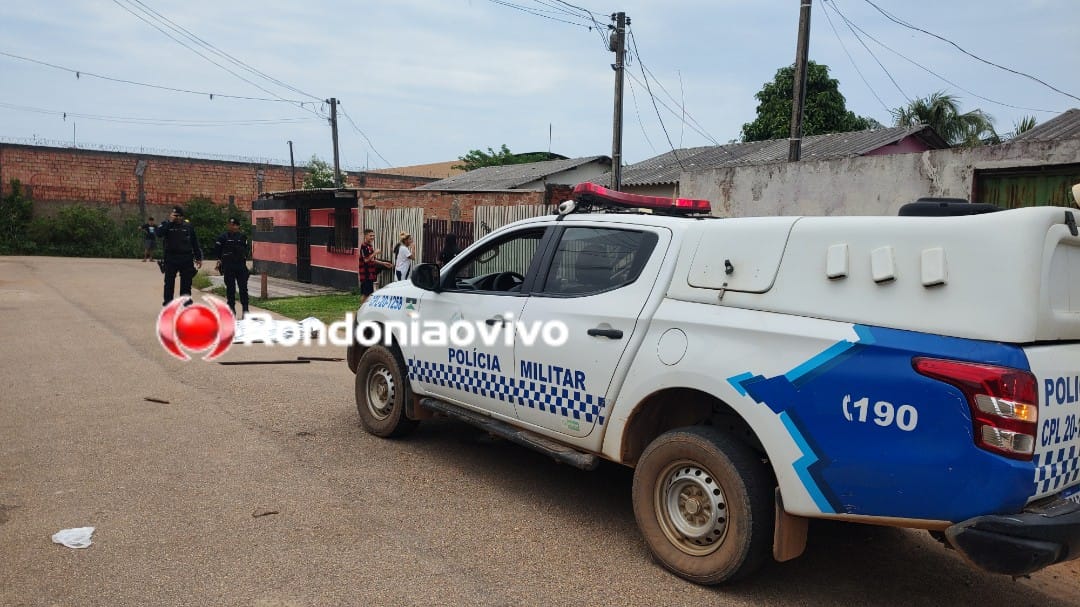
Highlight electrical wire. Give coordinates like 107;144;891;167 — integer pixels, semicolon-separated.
626;34;682;170
824;1;1056;114
0;100;320;127
0;50;310;104
111;0;296;103
338;105;392;169
482;0;594;29
627;29;722;147
861;0;1080;103
820;0;891;113
123;0;322;102
625;77;658;155
829;1;911;104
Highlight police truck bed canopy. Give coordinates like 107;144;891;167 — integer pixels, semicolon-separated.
669;206;1080;344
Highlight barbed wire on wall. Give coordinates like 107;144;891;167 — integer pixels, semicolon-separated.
0;136;372;172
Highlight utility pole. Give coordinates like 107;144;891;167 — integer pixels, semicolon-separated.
788;0;812;162
328;97;342;187
609;12;627;191
287;140;296;189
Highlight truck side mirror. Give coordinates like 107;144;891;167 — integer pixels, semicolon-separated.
411;263;441;292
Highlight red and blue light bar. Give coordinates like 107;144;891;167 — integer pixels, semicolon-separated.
572;182;711;215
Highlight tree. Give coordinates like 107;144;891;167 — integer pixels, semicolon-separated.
741;61;875;142
453;145;554;172
892;92;997;147
302;155;346;188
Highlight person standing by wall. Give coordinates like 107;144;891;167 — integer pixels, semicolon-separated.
158;206;202;306
213;218;250;319
395;232;414;281
139;217;157;262
437;233;460;268
358;228;392;306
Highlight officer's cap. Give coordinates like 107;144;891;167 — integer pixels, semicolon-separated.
228;218;241;226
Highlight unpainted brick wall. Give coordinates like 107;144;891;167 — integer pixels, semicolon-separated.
0;144;433;212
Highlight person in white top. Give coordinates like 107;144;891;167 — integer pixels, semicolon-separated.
395;232;414;280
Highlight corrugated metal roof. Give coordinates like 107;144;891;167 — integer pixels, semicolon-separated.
417;156;611;190
600;125;947;186
1011;109;1080;142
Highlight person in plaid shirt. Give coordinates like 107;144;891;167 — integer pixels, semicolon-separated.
359;229;392;306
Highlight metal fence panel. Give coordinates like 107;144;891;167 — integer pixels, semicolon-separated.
362;206;424;282
473;204;554;240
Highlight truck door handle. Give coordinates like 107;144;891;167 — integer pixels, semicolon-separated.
587;327;623;339
486;316;507;326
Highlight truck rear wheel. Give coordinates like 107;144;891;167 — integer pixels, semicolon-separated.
632;426;773;584
355;346;418;438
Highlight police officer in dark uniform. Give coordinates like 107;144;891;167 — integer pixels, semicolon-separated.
158;206;203;306
213;217;250;318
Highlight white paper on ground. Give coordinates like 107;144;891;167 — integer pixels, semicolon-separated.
51;527;95;549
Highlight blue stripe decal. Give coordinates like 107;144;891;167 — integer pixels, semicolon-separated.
784;340;858;383
727;372;755;396
780;410;834;514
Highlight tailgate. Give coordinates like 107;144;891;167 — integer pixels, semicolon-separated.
1025;343;1080;502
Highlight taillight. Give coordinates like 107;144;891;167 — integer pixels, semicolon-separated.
913;358;1038;461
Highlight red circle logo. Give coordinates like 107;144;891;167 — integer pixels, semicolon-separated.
175;306;220;351
156;296;236;361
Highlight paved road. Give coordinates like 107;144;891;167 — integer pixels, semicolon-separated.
2;256;1079;607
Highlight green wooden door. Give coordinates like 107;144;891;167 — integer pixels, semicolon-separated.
975;163;1080;208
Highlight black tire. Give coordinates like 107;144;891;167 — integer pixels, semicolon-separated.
632;426;774;584
355;346;418;438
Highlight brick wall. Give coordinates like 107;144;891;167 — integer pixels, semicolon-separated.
0;143;434;213
359;184;574;221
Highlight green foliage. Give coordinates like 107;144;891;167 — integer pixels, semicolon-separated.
1010;116;1038;139
0;179;33;254
453;144;554;172
741;61;875;142
892;92;997;146
183;196;227;258
302;155;346;188
255;293;360;324
14;205;141;258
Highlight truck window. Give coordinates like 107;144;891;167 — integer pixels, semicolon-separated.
445;227;546;293
539;227;657;296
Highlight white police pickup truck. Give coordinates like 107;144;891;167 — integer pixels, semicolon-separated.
348;182;1080;584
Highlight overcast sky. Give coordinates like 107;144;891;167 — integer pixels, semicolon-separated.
1;1;1077;171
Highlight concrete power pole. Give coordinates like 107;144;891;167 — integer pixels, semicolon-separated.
788;0;812;162
287;140;296;189
329;98;342;187
610;12;627;191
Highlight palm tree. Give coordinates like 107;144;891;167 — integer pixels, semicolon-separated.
893;92;997;146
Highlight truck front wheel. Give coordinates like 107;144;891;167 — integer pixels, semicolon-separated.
632;426;774;584
355;346;418;438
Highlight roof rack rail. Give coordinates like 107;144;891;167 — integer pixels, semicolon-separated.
898;197;1001;217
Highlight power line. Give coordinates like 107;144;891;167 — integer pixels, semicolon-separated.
824;1;1056;114
338;105;392;169
0;50;313;105
626;29;722;147
624;77;658;155
482;0;594;29
626;30;682;170
0;100;320;127
529;0;610;48
820;0;891;113
828;1;911;104
860;0;1080;103
110;0;298;104
123;0;322;102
